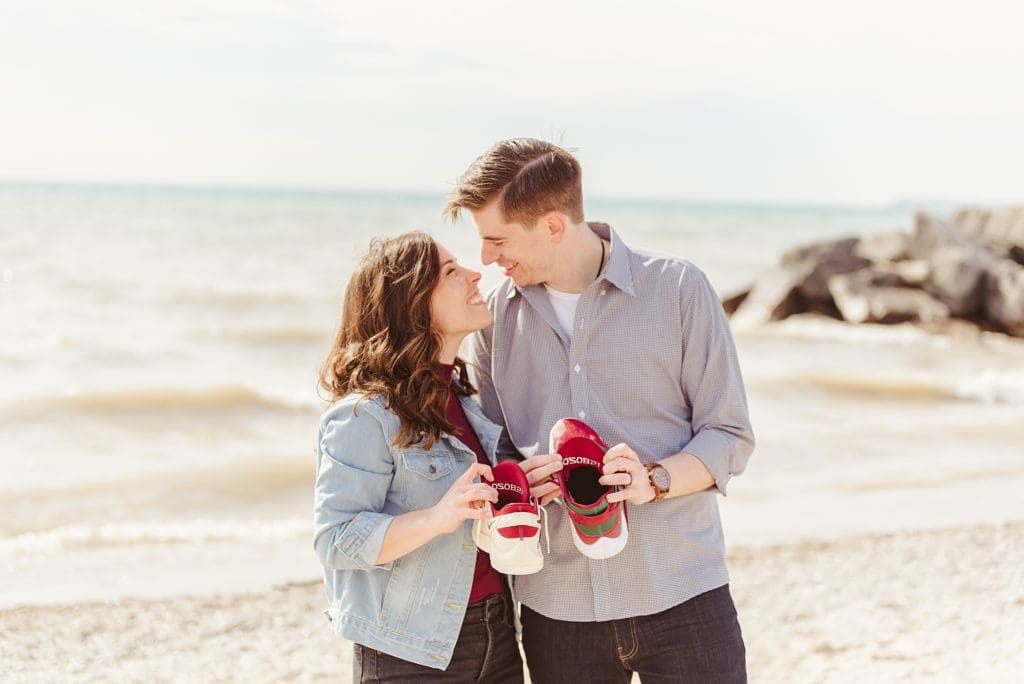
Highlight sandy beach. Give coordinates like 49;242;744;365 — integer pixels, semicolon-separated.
5;520;1021;684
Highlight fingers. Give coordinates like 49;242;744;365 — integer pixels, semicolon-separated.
462;482;498;505
530;481;560;501
605;490;628;504
539;490;561;506
525;460;563;487
456;461;493;484
603;443;637;464
601;455;639;475
447;476;498;505
605;473;653;505
519;453;561;475
599;446;652;504
464;506;491;520
598;472;632;487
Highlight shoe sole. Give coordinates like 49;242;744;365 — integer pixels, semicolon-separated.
568;512;628;560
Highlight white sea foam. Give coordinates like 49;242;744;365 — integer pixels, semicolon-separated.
0;518;310;557
954;369;1024;405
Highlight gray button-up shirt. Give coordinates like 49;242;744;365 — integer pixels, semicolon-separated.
466;222;755;622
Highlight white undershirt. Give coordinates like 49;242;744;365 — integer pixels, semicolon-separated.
544;286;581;340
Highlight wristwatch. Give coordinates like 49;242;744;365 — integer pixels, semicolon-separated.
645;463;671;502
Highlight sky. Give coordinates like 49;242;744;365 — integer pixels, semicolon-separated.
1;0;1022;205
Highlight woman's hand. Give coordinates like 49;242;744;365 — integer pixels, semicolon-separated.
427;462;497;535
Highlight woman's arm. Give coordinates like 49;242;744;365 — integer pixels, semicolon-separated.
314;402;496;570
374;462;495;564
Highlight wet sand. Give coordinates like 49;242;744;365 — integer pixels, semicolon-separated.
4;521;1021;683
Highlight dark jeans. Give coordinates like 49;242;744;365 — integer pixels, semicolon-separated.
353;590;523;683
521;584;746;684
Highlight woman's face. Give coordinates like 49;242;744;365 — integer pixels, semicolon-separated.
429;243;493;344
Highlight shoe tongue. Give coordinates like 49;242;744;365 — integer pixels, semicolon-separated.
559;438;603;469
491;461;530;506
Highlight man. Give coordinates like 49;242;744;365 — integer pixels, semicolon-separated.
446;139;754;683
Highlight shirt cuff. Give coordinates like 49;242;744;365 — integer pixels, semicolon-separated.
682;429;737;496
337;510;395;571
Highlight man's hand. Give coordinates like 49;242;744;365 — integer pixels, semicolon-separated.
601;443;655;505
517;453;562;505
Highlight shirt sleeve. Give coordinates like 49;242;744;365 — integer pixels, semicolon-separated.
313;401;396;571
678;267;756;495
466;303;523;463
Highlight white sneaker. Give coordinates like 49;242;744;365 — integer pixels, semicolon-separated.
472;461;546;575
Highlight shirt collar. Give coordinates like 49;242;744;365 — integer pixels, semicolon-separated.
589;222;636;296
505;221;636;299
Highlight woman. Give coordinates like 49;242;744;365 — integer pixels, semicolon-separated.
314;232;523;682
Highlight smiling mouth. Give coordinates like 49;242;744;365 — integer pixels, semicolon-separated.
468;292;484;305
502;263;519;275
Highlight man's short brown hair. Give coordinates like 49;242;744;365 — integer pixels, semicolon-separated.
444;138;584;227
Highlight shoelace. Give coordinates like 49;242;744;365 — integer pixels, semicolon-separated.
538;503;551;554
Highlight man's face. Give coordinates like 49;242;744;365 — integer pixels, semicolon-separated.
469;200;553;287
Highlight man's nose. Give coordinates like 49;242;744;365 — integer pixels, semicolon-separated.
481;244;497;266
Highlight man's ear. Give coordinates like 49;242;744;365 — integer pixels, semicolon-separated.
543;211;568;243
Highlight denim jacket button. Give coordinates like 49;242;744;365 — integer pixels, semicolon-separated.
428;463;436;474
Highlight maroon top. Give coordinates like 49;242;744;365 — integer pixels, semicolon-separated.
440;363;505;604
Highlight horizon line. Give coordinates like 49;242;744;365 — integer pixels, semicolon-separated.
0;178;1008;213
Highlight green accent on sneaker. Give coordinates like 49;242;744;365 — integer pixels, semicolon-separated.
565;497;608;517
573;511;621;538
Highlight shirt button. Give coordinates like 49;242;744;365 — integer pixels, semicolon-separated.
574;364;581;373
601;288;607;295
578;410;586;419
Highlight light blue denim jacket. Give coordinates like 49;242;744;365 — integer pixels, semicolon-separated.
313;390;503;670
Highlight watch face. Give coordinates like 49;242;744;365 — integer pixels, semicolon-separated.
652;465;670;490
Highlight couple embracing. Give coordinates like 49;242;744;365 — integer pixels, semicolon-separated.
313;139;755;683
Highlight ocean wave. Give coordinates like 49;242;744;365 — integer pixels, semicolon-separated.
841;466;1024;493
167;288;320;311
7;385;317;417
0;518;310;557
744;316;946;347
953;370;1024;405
0;455;314;506
778;371;1024;405
190;324;333;345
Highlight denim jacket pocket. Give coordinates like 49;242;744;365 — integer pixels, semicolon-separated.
397;451;455;511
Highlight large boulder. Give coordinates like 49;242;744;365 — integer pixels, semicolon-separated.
828;269;950;325
721;206;1023;339
721;289;749;316
878;259;930;287
855;231;911;263
729;266;806;328
983;258;1024;336
982;207;1024;250
781;237;872;302
950;207;990;240
911;213;990;318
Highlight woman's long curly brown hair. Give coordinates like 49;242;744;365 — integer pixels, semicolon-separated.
319;231;477;449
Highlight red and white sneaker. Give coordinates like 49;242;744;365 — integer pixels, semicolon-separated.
472;461;546;575
550;418;629;560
